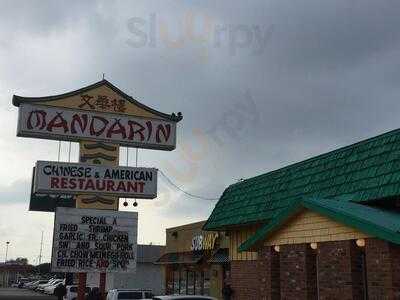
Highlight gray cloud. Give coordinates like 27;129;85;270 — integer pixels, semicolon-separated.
0;179;31;203
1;0;400;259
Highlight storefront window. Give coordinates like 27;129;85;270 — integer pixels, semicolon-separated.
195;271;202;295
173;271;180;295
167;276;173;295
203;270;210;296
187;271;195;295
179;270;187;295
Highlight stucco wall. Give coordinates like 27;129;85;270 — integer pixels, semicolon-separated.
166;221;207;253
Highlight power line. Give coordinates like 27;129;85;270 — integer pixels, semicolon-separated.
38;231;43;265
57;141;61;162
68;142;72;162
158;169;219;201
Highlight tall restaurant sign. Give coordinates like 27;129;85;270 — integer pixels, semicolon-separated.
17;103;177;151
52;207;138;273
34;161;158;199
13;80;182;210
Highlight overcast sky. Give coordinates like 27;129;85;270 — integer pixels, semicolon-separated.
1;0;400;264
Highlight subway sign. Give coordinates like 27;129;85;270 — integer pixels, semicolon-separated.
191;232;219;251
33;161;157;199
17;103;177;151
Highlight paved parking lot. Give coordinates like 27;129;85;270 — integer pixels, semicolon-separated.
0;288;57;300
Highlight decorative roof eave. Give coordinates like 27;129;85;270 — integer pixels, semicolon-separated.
12;79;183;122
237;201;303;252
238;197;400;252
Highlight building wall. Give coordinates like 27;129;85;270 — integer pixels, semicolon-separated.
0;272;8;288
86;263;164;294
164;221;229;299
229;225;259;261
230;260;260;299
210;264;223;300
365;238;400;299
0;267;31;288
264;209;370;246
227;209;400;299
317;240;364;300
228;206;366;262
230;239;400;300
279;243;318;300
258;246;281;300
112;263;164;295
166;221;207;253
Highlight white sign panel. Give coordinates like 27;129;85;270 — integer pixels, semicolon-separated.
17;103;177;150
190;232;219;251
51;208;138;273
34;161;157;199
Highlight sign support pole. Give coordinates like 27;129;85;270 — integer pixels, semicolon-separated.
100;272;106;300
76;141;120;300
77;273;87;300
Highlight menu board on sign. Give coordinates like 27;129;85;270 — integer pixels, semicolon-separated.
51;208;137;273
17;103;177;150
34;161;157;199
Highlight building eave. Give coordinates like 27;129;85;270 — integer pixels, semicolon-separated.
238;197;400;252
12;79;183;122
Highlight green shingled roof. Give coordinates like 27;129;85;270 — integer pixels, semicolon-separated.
238;198;400;251
204;128;400;230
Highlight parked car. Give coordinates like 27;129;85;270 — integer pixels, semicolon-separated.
23;280;37;289
28;280;48;290
44;280;65;295
17;278;31;288
64;285;98;300
37;279;61;292
24;280;42;289
152;297;217;300
106;289;153;300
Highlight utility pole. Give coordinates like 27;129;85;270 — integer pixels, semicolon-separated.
38;231;44;265
5;241;10;263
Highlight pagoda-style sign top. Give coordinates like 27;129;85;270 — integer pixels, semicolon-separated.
13;79;182;151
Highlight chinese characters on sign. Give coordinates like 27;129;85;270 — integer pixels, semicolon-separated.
51;208;138;273
17;103;177;150
34;161;158;199
78;94;127;113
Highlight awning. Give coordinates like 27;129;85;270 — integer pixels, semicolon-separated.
208;248;229;264
155;251;204;265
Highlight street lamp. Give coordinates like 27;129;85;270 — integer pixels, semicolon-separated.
5;241;10;263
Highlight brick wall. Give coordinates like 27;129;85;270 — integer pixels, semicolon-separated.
390;243;400;299
350;243;366;300
231;260;260;300
279;244;317;300
230;238;400;300
365;238;400;299
318;240;365;300
257;246;280;300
